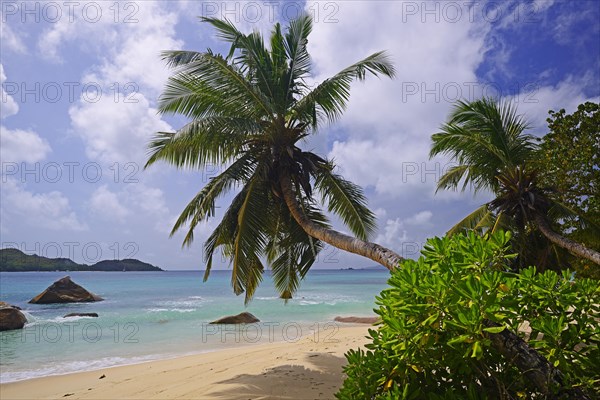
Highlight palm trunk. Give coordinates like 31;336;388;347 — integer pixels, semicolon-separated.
279;174;403;270
281;175;589;398
535;214;600;265
483;320;591;399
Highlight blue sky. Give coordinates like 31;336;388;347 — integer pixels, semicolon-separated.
1;0;599;270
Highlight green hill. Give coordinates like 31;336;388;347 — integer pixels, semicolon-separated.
90;259;163;272
0;249;163;272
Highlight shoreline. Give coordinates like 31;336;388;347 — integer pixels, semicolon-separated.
0;324;372;400
0;318;363;383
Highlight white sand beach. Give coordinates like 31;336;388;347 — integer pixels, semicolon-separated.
0;325;372;400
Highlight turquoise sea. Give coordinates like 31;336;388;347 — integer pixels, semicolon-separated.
0;269;389;383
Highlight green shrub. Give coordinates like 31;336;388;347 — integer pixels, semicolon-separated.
337;231;599;399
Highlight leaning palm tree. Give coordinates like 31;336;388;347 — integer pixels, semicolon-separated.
430;98;600;266
145;15;403;303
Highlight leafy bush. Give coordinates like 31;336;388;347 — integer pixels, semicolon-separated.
337;231;599;399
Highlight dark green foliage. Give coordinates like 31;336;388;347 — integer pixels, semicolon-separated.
0;249;163;272
535;102;600;277
537;102;599;225
337;232;599;399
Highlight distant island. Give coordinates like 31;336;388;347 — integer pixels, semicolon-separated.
0;249;163;272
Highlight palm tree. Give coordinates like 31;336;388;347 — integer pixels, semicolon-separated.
430;98;600;266
145;15;403;303
145;19;585;394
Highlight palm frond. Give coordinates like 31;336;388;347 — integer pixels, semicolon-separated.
161;50;205;68
240;254;265;305
157;71;246;120
159;51;275;120
271;239;319;300
203;189;248;281
201;17;280;103
201;170;270;303
489;211;512;234
314;166;376;240
291;51;395;128
547;199;600;233
239;30;276;100
171;153;258;247
447;204;493;236
269;22;288;109
431;125;508;193
145;117;261;170
232;172;270;300
199;17;244;58
271;230;322;300
435;164;472;193
283;13;312;105
265;200;325;300
430;98;537;194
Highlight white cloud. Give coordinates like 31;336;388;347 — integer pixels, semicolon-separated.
69;94;171;165
126;184;171;227
0;65;51;164
176;0;282;36
82;5;182;96
374;207;387;219
376;217;408;252
62;2;182;246
550;4;598;46
0;22;26;53
39;2;182;96
405;211;433;226
507;74;600;132
89;185;129;219
0;126;51;163
304;1;595;263
481;34;515;81
37;17;76;63
309;1;596;204
306;1;487;201
65;2;179;171
375;210;433;252
36;3;128;64
533;0;556;13
329;138;444;198
87;182;178;234
0;179;87;231
1;64;19;118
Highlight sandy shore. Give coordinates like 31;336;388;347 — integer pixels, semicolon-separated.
0;324;372;400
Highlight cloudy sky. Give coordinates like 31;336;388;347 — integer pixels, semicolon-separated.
1;0;599;270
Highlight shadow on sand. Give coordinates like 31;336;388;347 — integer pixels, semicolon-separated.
209;352;346;399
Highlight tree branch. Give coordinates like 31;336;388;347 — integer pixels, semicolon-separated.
279;173;404;270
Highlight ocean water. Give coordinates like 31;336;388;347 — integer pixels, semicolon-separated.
0;269;389;383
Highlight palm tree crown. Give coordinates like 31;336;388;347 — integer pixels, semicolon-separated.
430;98;538;194
145;15;398;302
431;98;600;267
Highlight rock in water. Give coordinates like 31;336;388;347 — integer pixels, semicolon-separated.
0;302;27;331
63;313;99;318
29;276;103;304
0;301;21;310
210;312;260;324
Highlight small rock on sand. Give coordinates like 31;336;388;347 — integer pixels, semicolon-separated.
334;316;380;324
